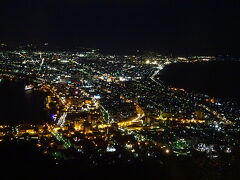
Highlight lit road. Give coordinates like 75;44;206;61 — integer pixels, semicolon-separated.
150;65;164;85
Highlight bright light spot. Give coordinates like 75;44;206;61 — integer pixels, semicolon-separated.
94;95;101;99
106;146;116;152
165;149;170;154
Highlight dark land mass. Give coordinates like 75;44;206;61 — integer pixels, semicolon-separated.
158;61;240;103
1;140;240;180
0;140;169;180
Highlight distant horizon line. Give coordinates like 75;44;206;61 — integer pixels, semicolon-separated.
0;41;239;57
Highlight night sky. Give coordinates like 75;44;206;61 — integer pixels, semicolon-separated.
0;0;239;55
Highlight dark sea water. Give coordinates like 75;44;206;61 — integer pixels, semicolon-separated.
0;79;50;125
158;61;240;103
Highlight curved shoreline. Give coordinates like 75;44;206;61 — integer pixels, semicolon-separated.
0;79;51;125
158;61;240;103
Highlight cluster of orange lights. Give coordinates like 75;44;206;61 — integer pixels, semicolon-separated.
170;87;185;92
168;117;205;124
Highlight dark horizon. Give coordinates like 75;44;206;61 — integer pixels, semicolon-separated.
0;0;239;55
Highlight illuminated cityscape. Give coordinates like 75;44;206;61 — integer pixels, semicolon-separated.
0;0;239;179
0;45;240;179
